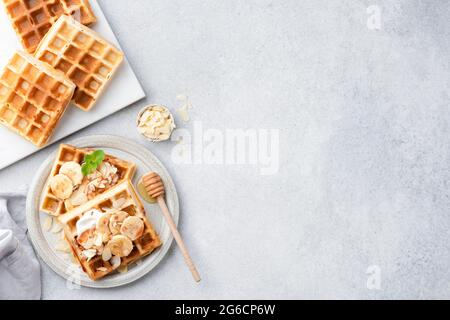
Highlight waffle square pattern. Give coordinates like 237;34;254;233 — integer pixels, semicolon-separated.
35;14;123;111
40;144;136;216
1;0;96;53
0;51;75;146
59;180;162;281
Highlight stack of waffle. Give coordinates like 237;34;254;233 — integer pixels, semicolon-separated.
1;0;96;53
0;2;124;146
35;14;123;111
42;144;162;280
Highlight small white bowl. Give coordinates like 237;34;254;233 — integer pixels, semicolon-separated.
136;104;176;142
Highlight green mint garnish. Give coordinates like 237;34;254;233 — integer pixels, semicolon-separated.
81;150;105;176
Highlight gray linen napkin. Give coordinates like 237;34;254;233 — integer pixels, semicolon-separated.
0;188;41;300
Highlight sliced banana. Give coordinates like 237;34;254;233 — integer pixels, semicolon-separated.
50;174;73;200
94;233;104;247
96;212;112;235
120;216;144;240
68;186;88;207
102;232;111;244
107;235;133;257
60;161;83;186
64;199;74;212
109;211;129;235
102;246;112;261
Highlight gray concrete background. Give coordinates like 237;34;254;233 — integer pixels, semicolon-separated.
1;0;449;299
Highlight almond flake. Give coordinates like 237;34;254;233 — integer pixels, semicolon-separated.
102;233;111;243
111;255;121;269
83;237;95;250
55;240;71;253
43;216;53;232
177;105;190;122
97;267;108;272
96;245;104;255
82;249;97;261
51;222;63;233
102;246;112;261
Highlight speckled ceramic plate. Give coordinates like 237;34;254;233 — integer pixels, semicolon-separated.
26;135;179;288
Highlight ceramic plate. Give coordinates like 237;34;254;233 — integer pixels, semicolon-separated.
26;135;178;288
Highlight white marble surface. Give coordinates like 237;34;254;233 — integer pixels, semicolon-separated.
1;0;450;299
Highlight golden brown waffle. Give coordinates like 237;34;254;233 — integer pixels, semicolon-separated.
0;51;75;147
35;14;123;111
40;144;136;216
1;0;96;53
59;180;162;281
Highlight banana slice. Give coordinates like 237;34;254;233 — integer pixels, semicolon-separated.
109;211;129;235
96;212;112;235
50;174;73;200
67;186;88;207
102;246;112;261
120;216;144;240
107;235;133;257
60;161;83;186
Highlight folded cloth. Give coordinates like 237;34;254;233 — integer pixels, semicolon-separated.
0;188;41;300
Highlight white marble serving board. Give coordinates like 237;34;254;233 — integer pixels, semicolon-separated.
0;0;145;170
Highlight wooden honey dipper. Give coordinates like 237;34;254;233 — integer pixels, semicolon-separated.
142;172;201;282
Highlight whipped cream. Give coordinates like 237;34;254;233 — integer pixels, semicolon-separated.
137;105;176;141
76;209;102;236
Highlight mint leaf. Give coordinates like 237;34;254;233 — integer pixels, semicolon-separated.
81;150;105;176
81;163;93;176
89;150;105;164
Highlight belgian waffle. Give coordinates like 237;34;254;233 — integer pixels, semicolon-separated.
40;143;136;216
1;0;96;53
34;14;123;111
0;51;75;146
59;180;162;281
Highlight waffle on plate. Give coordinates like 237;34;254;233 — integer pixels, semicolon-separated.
40;143;136;216
34;14;123;111
1;0;96;53
58;180;162;281
0;51;75;146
